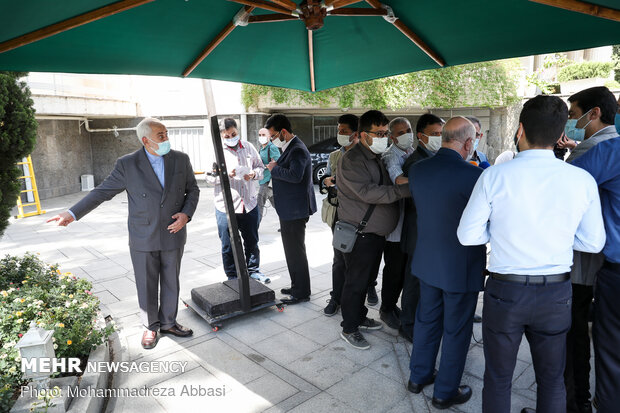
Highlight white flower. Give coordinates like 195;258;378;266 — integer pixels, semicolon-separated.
0;354;7;359
16;318;23;323
60;285;66;289
53;344;58;349
65;301;71;308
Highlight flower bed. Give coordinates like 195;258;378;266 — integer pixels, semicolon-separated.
0;253;115;413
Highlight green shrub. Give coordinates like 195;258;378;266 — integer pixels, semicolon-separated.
0;253;115;413
557;61;615;82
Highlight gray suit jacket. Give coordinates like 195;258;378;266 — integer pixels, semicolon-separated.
566;125;619;163
71;148;200;252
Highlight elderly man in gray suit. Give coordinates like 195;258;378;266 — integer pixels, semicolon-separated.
47;118;200;349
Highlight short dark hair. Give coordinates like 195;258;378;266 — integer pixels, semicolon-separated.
519;95;568;147
338;114;359;132
219;117;237;131
359;110;389;133
465;116;481;129
264;114;293;134
416;113;444;134
568;86;618;125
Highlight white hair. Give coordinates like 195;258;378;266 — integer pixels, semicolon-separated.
136;117;163;142
389;117;411;133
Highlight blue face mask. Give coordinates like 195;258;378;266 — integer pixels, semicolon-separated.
473;138;480;152
564;109;592;142
147;138;171;156
615;113;620;135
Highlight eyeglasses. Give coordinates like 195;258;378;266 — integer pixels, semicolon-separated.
270;131;281;140
476;132;483;138
364;130;390;138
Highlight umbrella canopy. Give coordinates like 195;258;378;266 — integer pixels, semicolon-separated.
0;0;619;91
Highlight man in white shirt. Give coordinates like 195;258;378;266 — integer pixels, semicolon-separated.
457;95;606;413
209;118;267;283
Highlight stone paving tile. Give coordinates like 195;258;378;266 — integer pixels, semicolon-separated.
267;302;322;329
218;309;287;345
100;276;136;300
326;367;408;413
368;349;404;381
253;330;322;366
326;330;394;367
291;314;343;346
244;373;299;406
94;290;119;306
288;392;362;413
286;344;362;390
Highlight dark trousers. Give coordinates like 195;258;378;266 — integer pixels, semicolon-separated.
565;283;594;412
280;217;311;299
341;233;385;333
380;241;407;312
257;182;273;226
130;247;184;331
400;254;420;337
410;279;478;399
593;262;620;413
216;207;260;279
330;247;346;304
482;277;572;413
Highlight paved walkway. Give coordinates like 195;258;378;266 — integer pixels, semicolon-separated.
2;183;589;412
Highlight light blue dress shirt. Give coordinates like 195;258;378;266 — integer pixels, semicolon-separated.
457;149;605;275
144;148;165;188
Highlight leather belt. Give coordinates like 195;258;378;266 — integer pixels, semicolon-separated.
490;272;569;285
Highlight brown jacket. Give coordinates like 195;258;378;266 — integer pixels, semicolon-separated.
336;143;409;236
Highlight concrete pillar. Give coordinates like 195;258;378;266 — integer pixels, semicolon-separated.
487;103;523;163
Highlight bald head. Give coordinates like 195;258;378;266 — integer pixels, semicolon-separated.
258;127;270;145
441;116;476;160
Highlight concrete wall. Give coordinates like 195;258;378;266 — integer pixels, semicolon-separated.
31;119;93;199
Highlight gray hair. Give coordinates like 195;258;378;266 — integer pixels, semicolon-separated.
442;117;476;143
465;116;481;130
388;117;411;133
136;117;163;141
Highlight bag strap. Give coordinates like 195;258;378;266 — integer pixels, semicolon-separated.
356;158;384;233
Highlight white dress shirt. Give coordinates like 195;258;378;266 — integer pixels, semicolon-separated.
457;149;605;275
382;143;414;242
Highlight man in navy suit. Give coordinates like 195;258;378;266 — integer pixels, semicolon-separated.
265;114;317;304
407;117;485;410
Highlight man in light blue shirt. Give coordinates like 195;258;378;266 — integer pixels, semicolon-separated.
457;95;605;413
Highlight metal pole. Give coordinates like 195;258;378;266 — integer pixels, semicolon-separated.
209;115;252;313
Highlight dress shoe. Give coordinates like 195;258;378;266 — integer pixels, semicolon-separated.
141;330;158;349
380;309;400;330
432;385;472;409
399;326;413;343
577;401;592;413
520;409;535;413
160;323;193;337
407;372;436;394
280;296;310;305
280;288;292;295
473;314;482;323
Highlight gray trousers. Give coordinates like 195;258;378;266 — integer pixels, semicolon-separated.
129;247;184;331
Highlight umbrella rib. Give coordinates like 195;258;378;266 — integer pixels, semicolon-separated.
248;14;300;23
268;0;298;11
325;0;364;10
308;30;316;92
328;8;388;16
364;0;445;67
528;0;620;22
0;0;154;54
227;0;293;15
183;6;255;77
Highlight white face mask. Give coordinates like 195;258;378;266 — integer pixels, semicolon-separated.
258;135;269;145
337;134;352;147
395;132;414;150
368;137;389;154
465;141;475;162
272;135;285;148
224;136;240;147
423;134;442;152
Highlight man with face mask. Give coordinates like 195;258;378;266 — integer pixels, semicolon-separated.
373;117;415;330
336;110;409;350
398;113;445;343
48;117;200;350
257;127;281;226
406;117;483;409
210;118;268;284
560;86;619;413
466;116;489;165
560;86;619;163
321;114;359;317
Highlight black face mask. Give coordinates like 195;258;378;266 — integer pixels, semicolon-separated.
513;130;520;153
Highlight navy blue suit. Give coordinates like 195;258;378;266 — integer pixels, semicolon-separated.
271;136;317;298
408;148;485;400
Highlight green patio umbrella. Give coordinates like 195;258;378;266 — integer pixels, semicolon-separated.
0;0;618;91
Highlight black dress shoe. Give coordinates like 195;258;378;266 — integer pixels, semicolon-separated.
160;323;193;337
399;326;413;343
380;309;400;330
281;296;310;305
432;385;472;410
280;288;292;295
520;408;535;413
407;372;436;394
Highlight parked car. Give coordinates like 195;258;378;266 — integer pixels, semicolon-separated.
308;138;341;183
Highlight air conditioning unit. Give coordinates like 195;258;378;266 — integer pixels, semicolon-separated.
81;174;94;191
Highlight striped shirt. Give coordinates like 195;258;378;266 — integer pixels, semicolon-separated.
210;141;264;214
